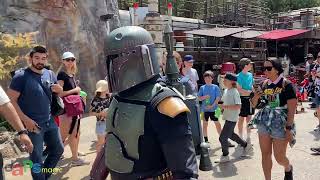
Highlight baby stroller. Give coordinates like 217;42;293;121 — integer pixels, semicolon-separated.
287;76;306;113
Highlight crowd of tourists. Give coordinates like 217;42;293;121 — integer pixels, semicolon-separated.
5;43;320;180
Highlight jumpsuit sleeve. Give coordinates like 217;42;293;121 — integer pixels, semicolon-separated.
151;111;199;180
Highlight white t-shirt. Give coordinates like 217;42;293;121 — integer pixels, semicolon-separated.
221;88;241;122
0;86;10;106
184;68;199;90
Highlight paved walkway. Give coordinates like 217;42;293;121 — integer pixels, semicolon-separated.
4;103;320;180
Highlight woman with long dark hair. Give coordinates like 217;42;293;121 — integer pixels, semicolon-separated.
251;58;297;180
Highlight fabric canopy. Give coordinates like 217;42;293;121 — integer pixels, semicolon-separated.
257;29;310;40
232;30;267;39
185;27;249;38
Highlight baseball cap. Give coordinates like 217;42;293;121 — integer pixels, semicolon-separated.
95;80;109;94
183;55;194;62
62;52;75;60
224;73;237;82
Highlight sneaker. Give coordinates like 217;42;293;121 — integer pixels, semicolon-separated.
214;155;230;163
71;158;90;166
228;141;235;147
78;151;86;156
241;144;253;157
310;147;320;153
284;165;293;180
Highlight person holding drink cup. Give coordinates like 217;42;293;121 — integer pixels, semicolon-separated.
198;71;225;144
215;73;252;163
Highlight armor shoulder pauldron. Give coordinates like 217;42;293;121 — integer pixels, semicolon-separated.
157;97;190;118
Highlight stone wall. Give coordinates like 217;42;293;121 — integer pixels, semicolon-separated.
0;0;120;101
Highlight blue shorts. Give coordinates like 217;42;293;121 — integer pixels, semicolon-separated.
257;123;285;140
96;121;106;135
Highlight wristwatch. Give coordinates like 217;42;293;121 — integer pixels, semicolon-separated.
285;125;293;130
17;129;28;135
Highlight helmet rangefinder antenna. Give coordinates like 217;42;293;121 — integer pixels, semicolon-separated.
163;24;183;93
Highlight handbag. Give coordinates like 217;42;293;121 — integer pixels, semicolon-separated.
63;95;84;117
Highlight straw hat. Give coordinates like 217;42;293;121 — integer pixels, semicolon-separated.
95;80;109;94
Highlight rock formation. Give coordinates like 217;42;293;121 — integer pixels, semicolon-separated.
0;0;120;101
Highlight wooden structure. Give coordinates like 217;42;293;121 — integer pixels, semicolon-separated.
117;0;270;84
204;0;270;30
118;0;270;28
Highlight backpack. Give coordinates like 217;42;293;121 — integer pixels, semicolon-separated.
13;68;65;116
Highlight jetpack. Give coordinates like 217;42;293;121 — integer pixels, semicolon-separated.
163;24;212;171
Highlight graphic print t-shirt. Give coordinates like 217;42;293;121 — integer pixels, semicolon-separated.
90;97;111;121
262;78;296;108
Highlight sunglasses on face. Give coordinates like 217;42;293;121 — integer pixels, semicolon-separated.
263;66;273;71
64;58;75;62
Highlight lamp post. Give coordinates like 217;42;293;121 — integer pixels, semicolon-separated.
133;2;139;25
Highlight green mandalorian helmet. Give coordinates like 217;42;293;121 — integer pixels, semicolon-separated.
105;26;160;93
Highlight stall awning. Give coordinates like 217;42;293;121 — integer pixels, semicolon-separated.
257;29;310;40
185;27;249;38
232;30;267;39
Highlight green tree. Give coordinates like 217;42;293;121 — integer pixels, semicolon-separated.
267;0;320;13
0;32;36;80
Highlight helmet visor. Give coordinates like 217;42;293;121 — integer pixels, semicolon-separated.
106;44;158;93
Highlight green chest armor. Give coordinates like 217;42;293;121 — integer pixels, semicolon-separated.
105;83;169;173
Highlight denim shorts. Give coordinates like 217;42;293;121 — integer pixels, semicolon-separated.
96;121;106;135
257;123;286;140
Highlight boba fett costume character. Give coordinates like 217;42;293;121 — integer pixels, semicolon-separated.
104;26;198;180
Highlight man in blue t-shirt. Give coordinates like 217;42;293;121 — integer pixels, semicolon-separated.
198;70;222;143
7;46;64;180
237;58;255;144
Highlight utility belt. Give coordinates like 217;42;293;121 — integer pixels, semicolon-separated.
113;170;173;180
150;171;173;180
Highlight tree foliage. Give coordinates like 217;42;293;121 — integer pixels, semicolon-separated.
0;32;37;80
267;0;320;13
